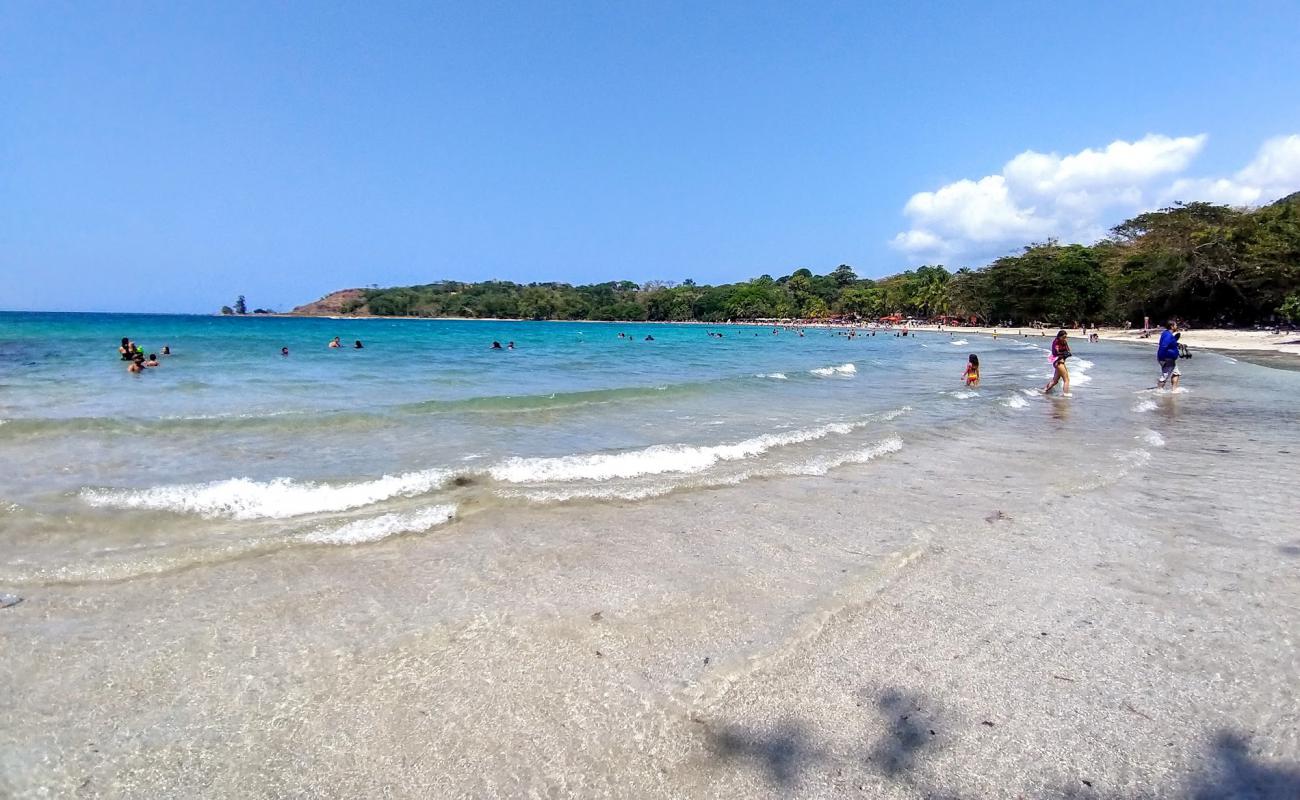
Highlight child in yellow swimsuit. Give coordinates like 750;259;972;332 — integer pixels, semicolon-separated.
963;354;980;387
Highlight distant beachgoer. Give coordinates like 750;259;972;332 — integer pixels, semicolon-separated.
1043;330;1071;395
354;340;364;349
507;341;515;350
144;353;160;367
281;347;290;356
119;337;133;360
162;345;171;355
491;341;503;350
329;337;341;348
1157;321;1181;389
963;354;980;387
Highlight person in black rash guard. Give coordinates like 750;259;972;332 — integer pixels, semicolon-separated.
119;338;133;360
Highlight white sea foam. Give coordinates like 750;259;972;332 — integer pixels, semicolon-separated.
1133;399;1158;413
945;390;979;400
789;436;904;475
300;505;456;545
80;468;454;520
487;422;857;483
809;363;856;377
1070;358;1095;386
877;405;911;421
1138;429;1166;447
1002;394;1029;409
756;372;789;380
949;339;969;345
503;437;906;503
1123;448;1153;467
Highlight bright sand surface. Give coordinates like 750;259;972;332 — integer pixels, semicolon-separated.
908;324;1300;356
2;314;1298;797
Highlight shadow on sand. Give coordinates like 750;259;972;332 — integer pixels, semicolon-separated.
701;687;1300;798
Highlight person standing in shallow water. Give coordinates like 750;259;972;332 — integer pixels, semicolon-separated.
1043;330;1071;395
1157;321;1181;389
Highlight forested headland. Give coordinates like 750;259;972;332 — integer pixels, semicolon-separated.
297;194;1300;326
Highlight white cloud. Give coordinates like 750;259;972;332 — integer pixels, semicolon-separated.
889;132;1300;266
1002;135;1205;196
1163;134;1300;207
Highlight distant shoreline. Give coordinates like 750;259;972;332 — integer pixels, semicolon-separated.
246;312;1300;357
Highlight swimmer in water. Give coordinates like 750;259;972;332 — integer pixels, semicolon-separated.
281;347;290;356
119;337;133;360
491;341;503;350
329;336;341;348
507;341;515;350
162;345;171;355
127;353;146;373
962;354;980;387
144;353;160;367
644;335;654;341
354;340;364;349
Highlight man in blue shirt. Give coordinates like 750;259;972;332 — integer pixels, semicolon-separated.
1157;321;1181;389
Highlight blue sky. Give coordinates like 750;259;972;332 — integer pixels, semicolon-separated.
4;1;1300;313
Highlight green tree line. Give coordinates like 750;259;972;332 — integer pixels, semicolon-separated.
349;194;1300;325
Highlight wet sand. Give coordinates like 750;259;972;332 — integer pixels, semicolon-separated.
3;412;1297;798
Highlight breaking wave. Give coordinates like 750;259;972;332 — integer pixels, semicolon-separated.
809;363;856;377
81;469;454;520
488;422;858;483
301;505;457;545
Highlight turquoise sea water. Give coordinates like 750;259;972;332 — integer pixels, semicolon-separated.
1;311;1295;584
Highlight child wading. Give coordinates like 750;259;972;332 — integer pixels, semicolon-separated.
963;354;980;388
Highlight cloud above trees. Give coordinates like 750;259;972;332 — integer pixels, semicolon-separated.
891;133;1300;265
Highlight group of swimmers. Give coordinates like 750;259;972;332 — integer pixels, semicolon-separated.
125;324;1187;396
119;338;169;373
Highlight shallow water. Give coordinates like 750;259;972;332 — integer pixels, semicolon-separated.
1;312;1294;584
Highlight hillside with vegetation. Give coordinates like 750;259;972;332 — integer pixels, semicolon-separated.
295;195;1300;326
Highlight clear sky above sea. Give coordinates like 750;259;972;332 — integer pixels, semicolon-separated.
4;1;1300;313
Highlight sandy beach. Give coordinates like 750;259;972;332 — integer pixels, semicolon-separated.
3;326;1298;797
903;324;1300;357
